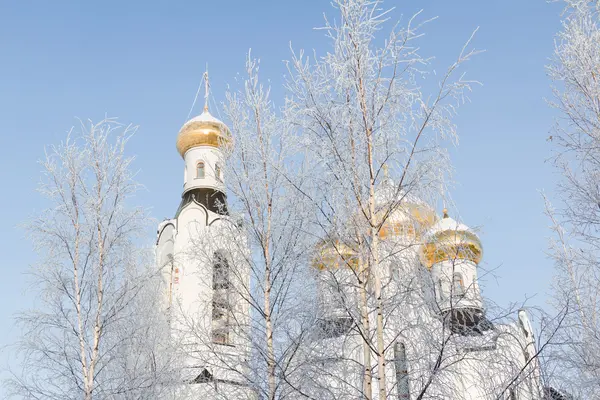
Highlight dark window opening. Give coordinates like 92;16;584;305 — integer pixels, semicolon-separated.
444;308;494;336
543;387;573;400
175;188;229;216
317;317;353;339
191;368;213;384
212;251;231;345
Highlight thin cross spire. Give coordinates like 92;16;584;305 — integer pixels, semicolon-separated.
440;172;448;218
185;64;210;121
203;64;210;112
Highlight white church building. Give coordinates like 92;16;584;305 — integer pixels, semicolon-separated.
155;98;548;399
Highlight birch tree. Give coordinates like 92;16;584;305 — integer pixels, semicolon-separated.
545;1;600;397
5;119;173;400
223;55;314;400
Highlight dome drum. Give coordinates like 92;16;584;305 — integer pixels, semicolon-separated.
442;308;494;336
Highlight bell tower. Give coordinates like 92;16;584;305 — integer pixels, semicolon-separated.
155;72;255;399
420;210;492;335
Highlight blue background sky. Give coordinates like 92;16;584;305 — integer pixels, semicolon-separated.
0;0;565;392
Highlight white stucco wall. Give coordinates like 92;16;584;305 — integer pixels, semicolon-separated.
183;146;226;193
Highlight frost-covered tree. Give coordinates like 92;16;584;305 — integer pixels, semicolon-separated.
545;0;600;398
222;56;313;400
278;1;551;399
5;119;174;400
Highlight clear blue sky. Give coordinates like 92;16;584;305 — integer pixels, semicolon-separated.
0;0;565;391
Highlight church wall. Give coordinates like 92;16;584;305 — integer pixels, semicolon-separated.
156;220;176;310
166;201;254;395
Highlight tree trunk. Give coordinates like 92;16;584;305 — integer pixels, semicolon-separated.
357;252;373;400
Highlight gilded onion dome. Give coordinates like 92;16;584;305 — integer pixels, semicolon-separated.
312;240;358;271
374;175;438;239
377;200;438;239
176;108;232;157
419;210;483;269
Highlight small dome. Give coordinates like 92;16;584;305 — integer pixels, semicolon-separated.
176;109;232;157
312;240;358;271
419;210;482;269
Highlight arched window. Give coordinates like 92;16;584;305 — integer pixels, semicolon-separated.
165;254;175;312
196;161;205;179
453;272;465;296
215;163;222;182
212;251;231;344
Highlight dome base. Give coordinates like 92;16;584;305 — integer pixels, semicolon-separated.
176;188;228;217
442;308;494;336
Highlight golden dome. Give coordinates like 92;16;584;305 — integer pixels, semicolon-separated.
176;110;232;157
419;212;482;269
378;202;438;239
371;172;438;239
312;240;358;271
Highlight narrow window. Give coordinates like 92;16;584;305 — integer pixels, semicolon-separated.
453;272;465;296
390;265;400;281
215;163;222;182
212;251;231;344
438;278;445;301
196;161;205;179
394;342;410;399
166;254;175;311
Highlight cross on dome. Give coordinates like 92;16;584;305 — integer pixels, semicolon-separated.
203;66;210;112
176;68;232;157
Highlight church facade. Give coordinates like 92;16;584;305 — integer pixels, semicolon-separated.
156;101;545;399
294;183;544;399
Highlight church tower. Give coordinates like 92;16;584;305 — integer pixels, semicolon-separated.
420;210;493;334
156;75;255;399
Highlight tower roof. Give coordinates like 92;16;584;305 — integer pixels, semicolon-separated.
427;211;472;236
186;109;225;125
420;210;483;269
176;68;232;157
176;109;232;157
